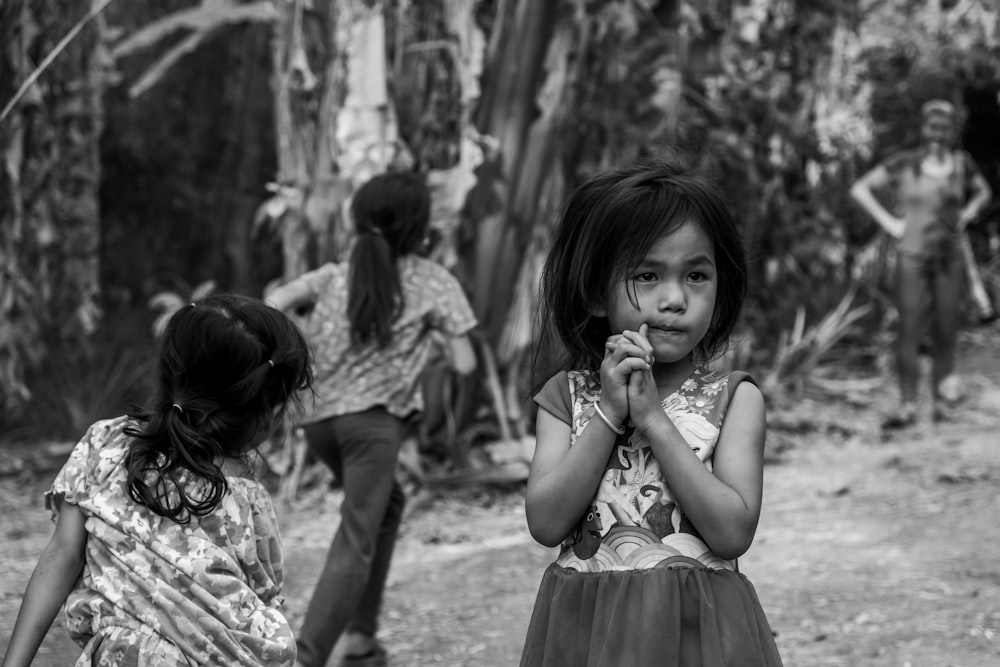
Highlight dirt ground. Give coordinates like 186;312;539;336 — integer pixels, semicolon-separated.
2;325;999;667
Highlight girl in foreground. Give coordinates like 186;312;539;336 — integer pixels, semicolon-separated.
520;159;783;666
2;295;312;666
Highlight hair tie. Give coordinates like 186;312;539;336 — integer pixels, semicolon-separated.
267;359;275;368
172;403;184;414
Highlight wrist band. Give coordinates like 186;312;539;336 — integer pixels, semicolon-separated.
593;403;626;435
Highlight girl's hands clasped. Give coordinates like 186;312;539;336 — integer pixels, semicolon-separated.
600;324;670;436
598;328;650;429
620;324;671;437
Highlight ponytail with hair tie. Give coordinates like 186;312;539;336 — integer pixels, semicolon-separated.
123;292;313;524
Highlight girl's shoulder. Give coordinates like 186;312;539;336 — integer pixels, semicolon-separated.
46;416;134;518
404;255;455;281
77;415;135;458
686;366;757;388
673;367;759;423
533;369;599;418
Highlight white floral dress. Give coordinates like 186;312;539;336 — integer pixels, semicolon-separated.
521;367;784;666
47;416;296;666
551;367;741;572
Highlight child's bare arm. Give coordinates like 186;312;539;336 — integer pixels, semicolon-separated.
265;279;315;313
641;381;766;560
525;342;649;547
2;503;87;667
524;409;617;547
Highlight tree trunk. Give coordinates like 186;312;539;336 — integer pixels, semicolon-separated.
0;0;106;420
470;0;560;347
270;0;358;280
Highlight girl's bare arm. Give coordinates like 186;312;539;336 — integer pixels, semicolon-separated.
2;503;87;667
525;340;650;547
265;279;315;313
638;381;766;560
524;408;619;547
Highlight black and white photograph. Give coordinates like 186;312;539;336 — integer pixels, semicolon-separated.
2;1;1000;665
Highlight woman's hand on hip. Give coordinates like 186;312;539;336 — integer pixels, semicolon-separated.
882;215;905;239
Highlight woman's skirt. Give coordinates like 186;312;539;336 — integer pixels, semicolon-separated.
519;563;783;667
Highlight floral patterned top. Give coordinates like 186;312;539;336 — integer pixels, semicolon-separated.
47;416;295;666
534;367;755;573
287;255;477;423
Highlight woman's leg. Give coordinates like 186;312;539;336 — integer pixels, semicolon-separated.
296;409;405;667
931;249;964;403
895;252;928;408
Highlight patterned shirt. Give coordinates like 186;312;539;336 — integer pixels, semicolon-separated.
534;367;755;572
47;417;295;666
288;255;477;423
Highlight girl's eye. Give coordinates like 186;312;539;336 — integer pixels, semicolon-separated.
635;272;657;282
688;271;708;282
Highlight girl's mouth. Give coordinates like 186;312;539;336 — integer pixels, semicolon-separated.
649;325;685;334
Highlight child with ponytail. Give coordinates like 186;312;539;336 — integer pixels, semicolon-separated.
2;294;313;667
267;171;478;667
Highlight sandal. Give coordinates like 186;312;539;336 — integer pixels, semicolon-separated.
937;374;964;405
342;645;388;667
881;404;917;430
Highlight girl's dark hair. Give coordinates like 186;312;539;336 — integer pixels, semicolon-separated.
124;294;313;523
348;171;431;347
537;157;748;377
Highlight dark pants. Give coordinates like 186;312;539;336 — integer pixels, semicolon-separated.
296;408;407;667
895;245;962;404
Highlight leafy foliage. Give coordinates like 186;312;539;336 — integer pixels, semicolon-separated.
7;0;1000;442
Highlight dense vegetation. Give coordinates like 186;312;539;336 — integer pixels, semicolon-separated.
3;1;1000;457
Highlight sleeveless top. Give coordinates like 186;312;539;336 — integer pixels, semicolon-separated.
879;149;981;256
534;367;755;573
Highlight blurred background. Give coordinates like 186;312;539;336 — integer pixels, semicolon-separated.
2;0;1000;471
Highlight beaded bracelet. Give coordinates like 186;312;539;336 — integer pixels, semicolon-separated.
593;403;626;435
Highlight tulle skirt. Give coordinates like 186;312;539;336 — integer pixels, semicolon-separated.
520;563;783;667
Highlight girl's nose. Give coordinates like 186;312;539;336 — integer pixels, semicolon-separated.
657;283;686;312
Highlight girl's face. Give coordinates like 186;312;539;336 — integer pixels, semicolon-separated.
598;218;717;366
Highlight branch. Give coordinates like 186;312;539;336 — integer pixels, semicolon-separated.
111;1;278;60
0;0;118;124
127;31;207;99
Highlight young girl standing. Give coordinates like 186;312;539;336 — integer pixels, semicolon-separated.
2;294;313;667
521;159;783;666
267;171;477;667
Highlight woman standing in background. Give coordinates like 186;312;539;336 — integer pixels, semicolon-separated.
851;99;992;429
